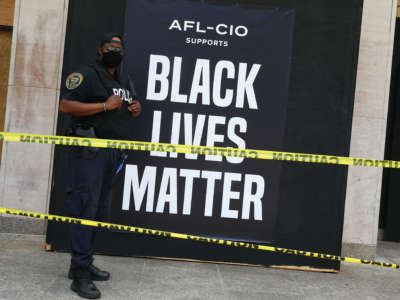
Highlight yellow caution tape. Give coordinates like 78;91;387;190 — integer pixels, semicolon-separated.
0;207;398;270
0;131;399;168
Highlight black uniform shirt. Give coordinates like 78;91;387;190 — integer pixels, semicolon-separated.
62;61;136;140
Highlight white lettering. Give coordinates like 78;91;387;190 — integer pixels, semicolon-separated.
206;116;226;161
216;24;228;35
184;20;195;31
122;165;156;212
202;171;222;217
213;60;235;108
150;111;167;157
184;114;206;160
226;117;247;164
236;63;261;109
180;169;201;215
221;173;241;219
235;26;248;37
171;57;188;103
242;174;264;221
169;19;182;31
147;55;170;101
189;59;210;105
156;168;178;214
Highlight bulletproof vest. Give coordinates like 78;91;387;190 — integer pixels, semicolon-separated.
92;60;138;140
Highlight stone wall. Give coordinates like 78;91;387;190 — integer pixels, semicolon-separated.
0;0;68;234
342;0;397;258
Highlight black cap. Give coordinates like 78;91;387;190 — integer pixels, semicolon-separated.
99;33;124;48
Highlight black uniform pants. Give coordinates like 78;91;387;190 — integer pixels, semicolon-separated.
66;147;120;269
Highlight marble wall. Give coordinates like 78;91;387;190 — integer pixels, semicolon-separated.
342;0;397;258
0;0;68;233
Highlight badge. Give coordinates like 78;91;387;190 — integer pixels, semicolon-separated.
66;73;84;90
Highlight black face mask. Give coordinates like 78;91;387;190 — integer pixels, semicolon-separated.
102;51;123;68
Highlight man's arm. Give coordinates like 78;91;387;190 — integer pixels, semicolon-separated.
59;95;123;117
59;99;104;117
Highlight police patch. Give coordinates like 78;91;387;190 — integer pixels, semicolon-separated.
66;73;84;90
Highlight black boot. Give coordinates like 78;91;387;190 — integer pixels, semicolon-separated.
70;268;101;299
88;264;110;281
69;264;110;281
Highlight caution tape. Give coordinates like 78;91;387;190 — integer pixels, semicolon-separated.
0;131;399;169
0;207;398;270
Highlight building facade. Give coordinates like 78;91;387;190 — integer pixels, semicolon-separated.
0;0;397;259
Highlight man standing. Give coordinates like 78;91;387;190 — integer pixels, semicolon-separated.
59;33;141;299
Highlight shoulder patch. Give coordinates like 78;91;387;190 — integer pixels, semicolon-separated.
66;73;84;90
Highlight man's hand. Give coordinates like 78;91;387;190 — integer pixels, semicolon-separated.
105;95;123;111
128;100;142;117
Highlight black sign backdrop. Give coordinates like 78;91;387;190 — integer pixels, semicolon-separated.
111;0;294;243
47;0;363;271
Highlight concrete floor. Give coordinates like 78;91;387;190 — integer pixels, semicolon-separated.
0;233;400;299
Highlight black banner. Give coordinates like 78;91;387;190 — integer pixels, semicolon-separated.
47;0;363;271
110;0;294;243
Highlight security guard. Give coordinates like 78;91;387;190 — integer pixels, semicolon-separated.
59;33;141;299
